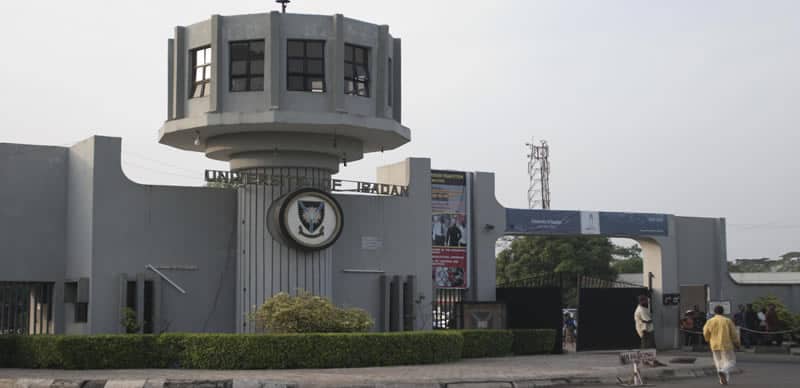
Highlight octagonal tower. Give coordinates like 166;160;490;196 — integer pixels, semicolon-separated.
159;11;408;332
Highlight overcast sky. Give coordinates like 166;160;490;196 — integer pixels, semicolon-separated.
1;0;797;260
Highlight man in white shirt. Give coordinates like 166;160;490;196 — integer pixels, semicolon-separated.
634;294;655;349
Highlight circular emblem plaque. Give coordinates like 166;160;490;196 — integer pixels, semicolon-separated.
278;188;343;250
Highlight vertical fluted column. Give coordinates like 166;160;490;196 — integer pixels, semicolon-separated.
235;167;333;333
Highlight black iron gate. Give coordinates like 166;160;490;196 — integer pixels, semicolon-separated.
497;273;564;353
0;282;55;335
576;276;648;351
433;288;464;329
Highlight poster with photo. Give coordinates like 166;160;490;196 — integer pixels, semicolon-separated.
432;170;469;289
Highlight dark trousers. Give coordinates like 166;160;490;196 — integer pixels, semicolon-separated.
640;331;656;349
683;331;694;346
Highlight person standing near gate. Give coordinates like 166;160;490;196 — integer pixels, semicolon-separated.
634;295;655;349
703;305;741;385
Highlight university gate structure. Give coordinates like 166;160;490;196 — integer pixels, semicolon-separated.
2;9;799;350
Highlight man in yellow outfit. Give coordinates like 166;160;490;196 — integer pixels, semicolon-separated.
703;305;741;385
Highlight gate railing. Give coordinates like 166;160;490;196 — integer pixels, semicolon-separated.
578;275;647;290
497;272;566;288
432;288;464;329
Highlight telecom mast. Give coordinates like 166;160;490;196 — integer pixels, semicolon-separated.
526;139;551;209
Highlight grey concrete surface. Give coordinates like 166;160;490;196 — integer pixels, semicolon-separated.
0;352;717;387
594;354;800;388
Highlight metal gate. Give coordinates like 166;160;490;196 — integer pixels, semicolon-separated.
433;288;464;329
576;276;648;351
497;273;564;354
0;282;55;335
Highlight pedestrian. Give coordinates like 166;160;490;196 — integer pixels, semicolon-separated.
765;304;781;346
733;304;745;346
703;305;741;385
634;295;655;349
693;306;707;345
680;310;695;347
757;307;768;345
563;313;576;344
743;304;758;348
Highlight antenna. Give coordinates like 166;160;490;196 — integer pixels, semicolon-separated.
276;0;291;13
526;138;551;209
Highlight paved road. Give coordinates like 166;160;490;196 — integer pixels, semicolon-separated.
593;358;800;387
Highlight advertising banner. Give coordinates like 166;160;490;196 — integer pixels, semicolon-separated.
432;171;469;289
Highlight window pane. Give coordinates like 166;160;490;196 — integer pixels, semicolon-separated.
287;40;304;57
231;42;249;60
231;78;248;92
288;59;304;74
307;59;324;75
196;50;204;66
345;45;354;61
355;47;367;64
250;77;264;90
193;84;204;98
249;41;265;58
231;60;248;76
195;68;204;82
355;65;369;80
309;78;325;92
345;80;354;94
204;83;211;96
288;75;304;91
344;65;354;79
250;60;264;75
357;81;367;96
388;59;393;106
204;48;212;64
204;66;212;80
306;41;324;58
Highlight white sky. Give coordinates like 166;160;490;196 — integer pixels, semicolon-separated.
1;1;798;260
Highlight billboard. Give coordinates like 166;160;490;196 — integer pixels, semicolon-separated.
505;209;668;237
432;171;470;289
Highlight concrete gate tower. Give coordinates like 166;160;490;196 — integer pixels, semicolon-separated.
158;11;409;332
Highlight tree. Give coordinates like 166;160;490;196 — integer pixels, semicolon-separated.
611;244;643;274
496;236;618;284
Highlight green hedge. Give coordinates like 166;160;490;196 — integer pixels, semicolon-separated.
0;331;463;370
0;329;556;369
460;330;514;358
510;329;556;355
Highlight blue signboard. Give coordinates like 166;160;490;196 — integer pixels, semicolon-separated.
505;209;581;235
599;212;668;236
505;209;669;237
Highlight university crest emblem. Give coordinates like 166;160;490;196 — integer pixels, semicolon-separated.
298;200;325;237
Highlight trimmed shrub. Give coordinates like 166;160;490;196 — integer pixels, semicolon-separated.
6;335;164;369
510;329;557;355
460;330;514;358
0;331;463;370
0;335;19;367
251;291;374;333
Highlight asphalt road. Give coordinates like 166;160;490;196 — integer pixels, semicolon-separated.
593;357;800;387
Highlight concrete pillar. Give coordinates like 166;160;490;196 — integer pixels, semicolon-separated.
236;167;334;333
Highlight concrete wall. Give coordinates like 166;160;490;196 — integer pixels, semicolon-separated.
86;136;237;333
469;172;506;302
331;158;432;330
0;143;68;333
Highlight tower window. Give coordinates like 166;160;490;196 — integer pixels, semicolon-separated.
191;46;212;98
387;58;393;106
287;40;326;93
345;44;370;97
230;40;265;92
